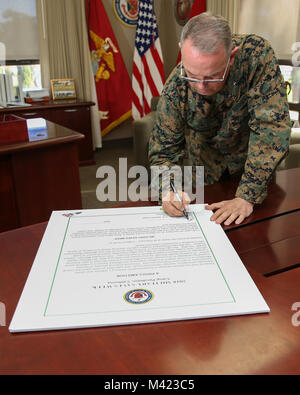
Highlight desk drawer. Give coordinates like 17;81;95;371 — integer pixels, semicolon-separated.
45;107;93;164
0;156;19;232
1;104;94;165
18;109;50;119
45;107;90;133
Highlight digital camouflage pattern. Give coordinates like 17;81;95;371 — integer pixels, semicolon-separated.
148;34;292;204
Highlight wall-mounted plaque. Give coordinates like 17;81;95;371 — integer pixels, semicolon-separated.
113;0;139;27
174;0;194;26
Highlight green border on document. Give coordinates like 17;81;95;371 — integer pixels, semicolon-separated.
43;217;71;316
43;211;235;317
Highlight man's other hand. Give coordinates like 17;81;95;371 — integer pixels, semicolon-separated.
205;197;254;225
162;191;191;217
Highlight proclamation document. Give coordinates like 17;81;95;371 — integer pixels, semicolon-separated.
9;205;269;332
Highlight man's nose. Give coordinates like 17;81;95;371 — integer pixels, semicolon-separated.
195;80;207;89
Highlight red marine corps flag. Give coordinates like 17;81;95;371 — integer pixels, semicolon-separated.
88;0;132;136
189;0;206;19
132;0;165;120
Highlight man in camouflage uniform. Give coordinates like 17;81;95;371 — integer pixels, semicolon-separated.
148;13;292;225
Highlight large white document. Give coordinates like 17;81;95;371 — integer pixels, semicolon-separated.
9;205;269;332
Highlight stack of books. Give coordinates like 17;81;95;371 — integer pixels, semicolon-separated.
0;74;26;107
0;74;14;105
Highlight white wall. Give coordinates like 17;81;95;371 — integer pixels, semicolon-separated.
238;0;300;59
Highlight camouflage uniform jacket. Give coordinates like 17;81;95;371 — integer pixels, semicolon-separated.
148;34;292;204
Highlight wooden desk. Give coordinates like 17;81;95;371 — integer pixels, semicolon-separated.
0;100;95;166
0;221;299;375
113;168;300;276
114;168;300;230
0;121;83;232
1;169;299;374
212;168;300;275
204;168;300;231
228;212;300;276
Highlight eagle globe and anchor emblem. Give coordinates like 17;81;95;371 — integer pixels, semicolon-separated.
89;30;119;83
89;30;120;120
113;0;139;27
124;289;153;304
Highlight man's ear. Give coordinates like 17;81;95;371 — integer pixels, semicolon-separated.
229;46;239;65
178;42;181;49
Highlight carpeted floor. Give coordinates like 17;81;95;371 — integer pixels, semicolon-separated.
79;138;140;209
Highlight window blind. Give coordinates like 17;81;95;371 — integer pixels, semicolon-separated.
238;0;300;60
0;0;39;63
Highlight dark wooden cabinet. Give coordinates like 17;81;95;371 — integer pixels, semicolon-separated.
0;156;19;230
0;121;84;233
0;100;95;165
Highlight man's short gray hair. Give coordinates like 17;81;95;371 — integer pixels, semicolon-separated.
180;12;232;55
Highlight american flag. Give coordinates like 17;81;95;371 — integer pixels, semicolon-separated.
132;0;165;120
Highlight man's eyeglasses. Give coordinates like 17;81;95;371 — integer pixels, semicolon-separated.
180;57;230;83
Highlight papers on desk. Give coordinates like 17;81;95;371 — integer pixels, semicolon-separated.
9;205;269;333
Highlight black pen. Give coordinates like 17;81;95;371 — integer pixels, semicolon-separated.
170;180;189;220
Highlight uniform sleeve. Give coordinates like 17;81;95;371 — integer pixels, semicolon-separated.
235;39;292;204
148;90;186;168
148;86;187;200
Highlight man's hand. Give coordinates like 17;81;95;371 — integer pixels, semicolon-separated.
205;197;254;226
162;191;191;217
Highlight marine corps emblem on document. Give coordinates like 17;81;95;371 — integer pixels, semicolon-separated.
124;289;153;304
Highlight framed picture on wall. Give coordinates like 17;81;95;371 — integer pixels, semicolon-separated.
50;78;76;100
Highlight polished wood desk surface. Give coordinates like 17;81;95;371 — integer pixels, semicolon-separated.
0;120;84;233
0;220;299;375
0;119;84;155
0;100;95;166
0;99;95;114
228;212;300;276
204;168;300;231
0;168;299;374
